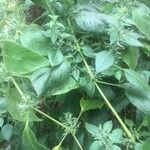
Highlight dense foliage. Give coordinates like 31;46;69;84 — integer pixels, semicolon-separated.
0;0;150;149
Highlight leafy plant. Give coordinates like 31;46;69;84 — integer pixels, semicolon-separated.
85;121;124;150
0;0;150;149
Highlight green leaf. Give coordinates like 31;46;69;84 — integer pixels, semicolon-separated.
109;129;123;143
48;49;63;67
134;143;143;150
50;77;79;95
79;77;95;97
122;48;139;69
76;11;106;33
140;71;150;81
102;66;122;80
27;67;51;97
0;117;4;127
77;8;118;32
72;67;80;81
142;138;150;150
142;41;150;56
132;6;150;39
47;61;78;95
47;61;70;86
122;32;144;47
0;98;7;115
81;46;95;58
95;50;114;74
89;141;103;150
20;25;53;56
109;28;119;45
125;84;150;115
124;69;150;90
3;41;49;76
103;121;113;133
28;61;78;96
111;145;121;150
6;87;40;122
85;123;100;137
22;123;49;150
80;98;104;113
1;124;13;141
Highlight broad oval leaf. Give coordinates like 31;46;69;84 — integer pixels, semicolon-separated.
103;120;113;133
95;50;114;74
48;49;63;67
125;84;150;115
122;48;139;69
89;141;103;150
1;124;13;141
20;25;53;56
122;32;144;47
81;46;96;58
79;77;95;97
47;61;79;95
124;69;150;90
75;10;117;33
75;11;106;33
132;6;150;39
6;87;40;122
28;61;78;96
22;123;49;150
27;67;51;97
3;41;50;76
80;98;104;113
50;77;79;96
85;123;100;137
109;129;123;143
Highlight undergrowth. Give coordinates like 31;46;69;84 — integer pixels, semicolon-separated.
0;0;150;150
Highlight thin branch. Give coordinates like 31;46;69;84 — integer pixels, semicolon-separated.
10;76;26;101
34;108;67;129
58;134;68;147
67;19;135;142
95;82;134;141
96;80;124;88
71;133;84;150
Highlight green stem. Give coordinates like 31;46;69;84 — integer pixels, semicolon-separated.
10;76;26;101
32;12;49;23
71;133;84;150
34;108;67;129
81;51;134;140
113;64;124;71
46;0;55;15
67;19;135;142
35;108;84;150
58;134;68;147
96;80;123;88
94;83;134;141
137;122;143;131
77;111;82;122
10;76;67;129
10;76;84;149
